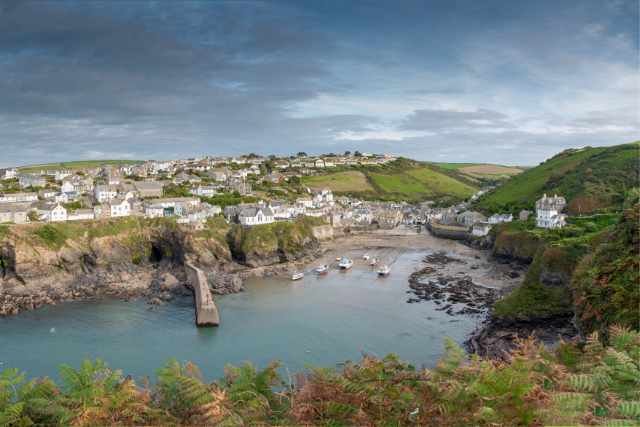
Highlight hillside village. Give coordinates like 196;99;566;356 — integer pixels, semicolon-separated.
0;151;571;238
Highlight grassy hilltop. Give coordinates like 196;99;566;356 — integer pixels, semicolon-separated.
302;158;479;204
475;142;639;214
17;159;144;173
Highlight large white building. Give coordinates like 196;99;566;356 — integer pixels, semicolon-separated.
239;206;274;226
535;194;566;229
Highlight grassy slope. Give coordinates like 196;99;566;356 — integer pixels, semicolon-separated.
17;159;143;172
475;142;639;214
571;205;640;335
302;170;373;192
302;159;478;203
491;211;633;323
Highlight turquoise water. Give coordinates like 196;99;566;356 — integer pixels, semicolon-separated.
0;250;479;381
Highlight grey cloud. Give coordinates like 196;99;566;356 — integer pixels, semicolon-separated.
401;108;512;131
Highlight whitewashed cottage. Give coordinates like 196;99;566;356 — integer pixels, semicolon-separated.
535;194;566;229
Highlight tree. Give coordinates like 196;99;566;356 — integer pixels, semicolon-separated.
297;152;307;157
344;150;351;156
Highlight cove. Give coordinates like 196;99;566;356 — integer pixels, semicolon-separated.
0;250;481;381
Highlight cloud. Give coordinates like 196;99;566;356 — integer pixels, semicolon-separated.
0;0;637;167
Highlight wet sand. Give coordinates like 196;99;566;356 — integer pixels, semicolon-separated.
312;226;523;291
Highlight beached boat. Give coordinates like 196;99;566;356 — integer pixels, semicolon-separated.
369;257;378;266
338;257;353;270
315;264;329;275
377;265;391;276
362;254;370;261
291;272;304;280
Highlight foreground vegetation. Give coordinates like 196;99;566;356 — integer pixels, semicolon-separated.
1;325;638;426
475;142;639;214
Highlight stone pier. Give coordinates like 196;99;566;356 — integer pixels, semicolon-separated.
185;262;220;326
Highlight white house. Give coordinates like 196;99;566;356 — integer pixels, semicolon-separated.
0;203;30;224
535;194;567;229
1;168;17;180
18;173;46;188
239;207;274;226
61;181;75;193
0;192;39;203
108;198;131;217
143;197;200;218
94;185;119;203
39;203;67;222
488;213;513;224
472;222;492;237
312;188;334;207
191;185;217;197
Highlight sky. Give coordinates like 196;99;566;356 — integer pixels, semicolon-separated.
0;0;638;167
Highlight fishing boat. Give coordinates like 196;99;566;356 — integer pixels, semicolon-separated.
369;257;378;266
291;271;304;281
377;265;391;276
315;264;329;275
338;256;353;270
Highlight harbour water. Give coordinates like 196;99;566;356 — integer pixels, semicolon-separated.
0;250;482;381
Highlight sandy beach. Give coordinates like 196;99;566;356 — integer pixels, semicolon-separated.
312;226;524;291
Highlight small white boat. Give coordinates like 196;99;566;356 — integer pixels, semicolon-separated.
315;264;329;275
369;257;378;266
362;254;370;261
291;272;304;281
338;257;353;270
377;265;391;276
335;256;341;262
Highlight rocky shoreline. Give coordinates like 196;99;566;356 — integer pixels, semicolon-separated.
465;316;579;359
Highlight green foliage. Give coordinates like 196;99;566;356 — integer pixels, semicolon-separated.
162;183;191;198
0;225;9;240
62;201;83;211
300;160;478;203
0;325;638;426
571;205;640;336
32;224;77;249
17;160;143;173
229;216;323;263
476;142;639;214
201;193;258;208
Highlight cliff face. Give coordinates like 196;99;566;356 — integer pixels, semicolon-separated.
0;217;323;316
227;217;322;268
0;220;230;315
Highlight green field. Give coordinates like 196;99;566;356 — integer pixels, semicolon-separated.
18;159;144;172
302;170;374;192
475;142;639;214
301;159;478;203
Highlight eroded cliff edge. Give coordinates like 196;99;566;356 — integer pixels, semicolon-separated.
0;216;324;316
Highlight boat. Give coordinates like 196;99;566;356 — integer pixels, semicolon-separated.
291;272;304;281
362;254;370;261
335;256;341;261
377;265;391;276
315;264;329;275
369;257;378;266
338;256;353;270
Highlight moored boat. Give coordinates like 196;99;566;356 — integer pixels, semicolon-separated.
377;265;391;276
362;254;370;261
369;257;378;266
315;264;329;275
338;257;353;270
291;272;304;280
